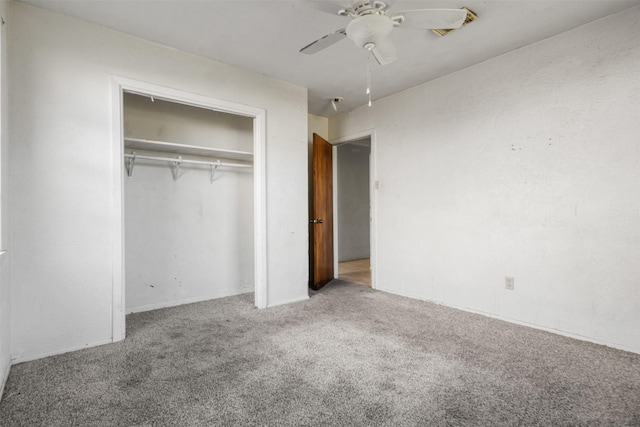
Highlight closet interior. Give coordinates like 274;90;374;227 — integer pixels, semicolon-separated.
123;92;254;314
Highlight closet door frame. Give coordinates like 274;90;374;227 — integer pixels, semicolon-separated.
110;76;267;342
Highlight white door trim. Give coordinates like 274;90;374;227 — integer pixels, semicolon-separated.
330;129;377;289
110;76;268;342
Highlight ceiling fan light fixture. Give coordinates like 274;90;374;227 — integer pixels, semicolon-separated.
346;14;393;50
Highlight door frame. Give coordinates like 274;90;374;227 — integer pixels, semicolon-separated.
331;129;377;289
110;76;267;342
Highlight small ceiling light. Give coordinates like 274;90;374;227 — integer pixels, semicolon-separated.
331;97;344;112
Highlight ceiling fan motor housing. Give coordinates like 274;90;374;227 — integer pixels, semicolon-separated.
346;14;393;50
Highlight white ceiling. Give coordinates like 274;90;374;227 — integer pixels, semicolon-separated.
19;0;639;117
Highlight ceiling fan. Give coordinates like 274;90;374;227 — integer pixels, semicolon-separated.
300;0;468;65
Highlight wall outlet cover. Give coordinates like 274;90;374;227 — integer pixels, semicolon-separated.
505;276;515;290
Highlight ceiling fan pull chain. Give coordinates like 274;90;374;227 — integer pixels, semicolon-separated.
366;61;372;107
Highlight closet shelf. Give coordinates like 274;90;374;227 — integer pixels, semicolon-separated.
124;137;253;162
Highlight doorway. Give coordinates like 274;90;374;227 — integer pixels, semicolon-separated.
333;135;374;287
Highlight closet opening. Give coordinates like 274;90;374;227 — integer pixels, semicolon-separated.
111;78;267;342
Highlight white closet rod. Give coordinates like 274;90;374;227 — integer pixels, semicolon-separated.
124;153;252;169
124;152;251;182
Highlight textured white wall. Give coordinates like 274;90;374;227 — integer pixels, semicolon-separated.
337;143;370;261
124;93;254;152
0;0;9;394
124;95;254;313
308;114;328;142
9;2;308;362
330;7;640;352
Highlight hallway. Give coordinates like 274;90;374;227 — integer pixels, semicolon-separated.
338;258;370;287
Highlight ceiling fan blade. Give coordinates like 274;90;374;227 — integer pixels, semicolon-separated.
371;38;397;66
300;28;348;54
304;0;352;16
395;8;467;30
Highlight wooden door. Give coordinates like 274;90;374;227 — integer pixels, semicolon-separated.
310;133;334;290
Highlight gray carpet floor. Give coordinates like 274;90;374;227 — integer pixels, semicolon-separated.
1;281;639;426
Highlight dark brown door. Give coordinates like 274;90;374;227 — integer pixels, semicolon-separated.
310;133;334;290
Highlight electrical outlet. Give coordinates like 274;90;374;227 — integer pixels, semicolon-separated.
505;276;515;290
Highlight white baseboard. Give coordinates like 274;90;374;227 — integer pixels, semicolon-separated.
11;338;114;365
0;358;10;401
376;286;640;355
126;287;254;314
11;288;264;365
267;294;309;308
